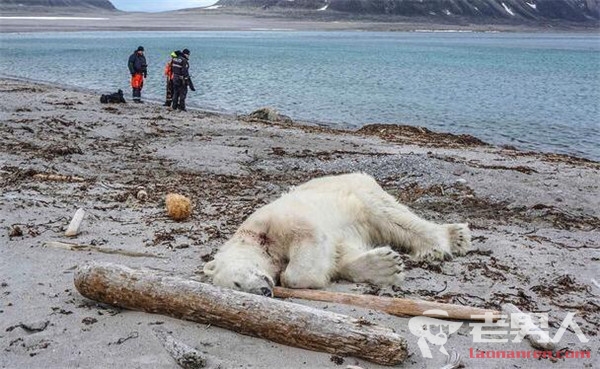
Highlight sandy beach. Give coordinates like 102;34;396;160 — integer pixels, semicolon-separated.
0;77;598;368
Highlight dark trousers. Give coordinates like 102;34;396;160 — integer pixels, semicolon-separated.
165;78;173;106
132;88;141;101
172;77;188;110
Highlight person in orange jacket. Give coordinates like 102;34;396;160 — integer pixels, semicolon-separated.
128;46;147;103
164;50;180;107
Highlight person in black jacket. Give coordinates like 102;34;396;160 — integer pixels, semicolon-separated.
128;46;147;103
171;48;195;111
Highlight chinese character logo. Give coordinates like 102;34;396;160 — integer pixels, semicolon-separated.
408;309;463;358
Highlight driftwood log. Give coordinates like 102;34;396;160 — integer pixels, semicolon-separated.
74;262;408;366
274;287;501;321
44;241;164;258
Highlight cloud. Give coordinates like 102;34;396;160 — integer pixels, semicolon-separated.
110;0;218;12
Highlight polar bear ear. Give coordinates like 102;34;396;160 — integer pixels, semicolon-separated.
203;260;217;276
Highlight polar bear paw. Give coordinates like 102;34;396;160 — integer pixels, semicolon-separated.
413;247;452;262
343;246;404;287
411;223;471;261
446;223;471;256
411;232;452;261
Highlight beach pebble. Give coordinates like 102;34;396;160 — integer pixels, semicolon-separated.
20;320;50;333
455;178;467;185
136;189;148;202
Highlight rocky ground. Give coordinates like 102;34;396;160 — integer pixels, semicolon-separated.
0;78;598;368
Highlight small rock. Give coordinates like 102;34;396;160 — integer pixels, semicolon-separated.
245;107;293;123
136;189;148;202
455;178;467;185
20;320;50;333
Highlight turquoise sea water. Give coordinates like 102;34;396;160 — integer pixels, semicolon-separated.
0;31;598;160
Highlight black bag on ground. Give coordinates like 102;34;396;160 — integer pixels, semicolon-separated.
100;89;126;103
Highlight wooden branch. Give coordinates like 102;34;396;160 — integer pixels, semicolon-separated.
273;287;501;321
33;173;85;182
74;262;408;366
65;208;85;237
152;327;227;369
44;241;164;258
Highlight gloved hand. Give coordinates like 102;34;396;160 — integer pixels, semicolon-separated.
187;77;196;92
143;72;147;78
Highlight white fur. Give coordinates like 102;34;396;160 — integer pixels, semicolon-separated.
204;173;471;294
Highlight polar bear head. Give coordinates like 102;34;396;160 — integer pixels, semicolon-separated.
203;238;276;297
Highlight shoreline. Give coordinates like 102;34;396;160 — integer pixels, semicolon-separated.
1;78;599;369
2;75;597;165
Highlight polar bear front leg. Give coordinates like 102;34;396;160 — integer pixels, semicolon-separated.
337;246;404;287
279;235;336;289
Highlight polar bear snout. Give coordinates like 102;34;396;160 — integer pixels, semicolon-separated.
248;273;275;297
232;272;274;297
259;287;273;297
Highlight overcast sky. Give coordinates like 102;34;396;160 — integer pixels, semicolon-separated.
110;0;219;12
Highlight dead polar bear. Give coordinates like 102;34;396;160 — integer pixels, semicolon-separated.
204;172;471;296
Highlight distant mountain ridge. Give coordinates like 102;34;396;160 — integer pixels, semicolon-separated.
0;0;116;11
215;0;600;22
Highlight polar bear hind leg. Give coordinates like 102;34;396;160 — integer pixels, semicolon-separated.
386;213;471;261
365;187;472;261
303;172;472;261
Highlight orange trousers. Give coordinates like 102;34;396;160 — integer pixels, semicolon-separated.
131;73;144;89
